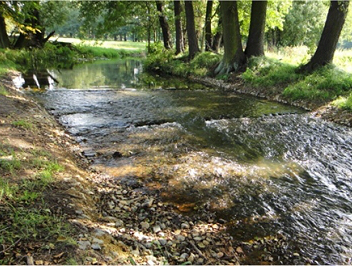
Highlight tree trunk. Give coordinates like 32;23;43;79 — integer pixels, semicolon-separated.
215;1;246;75
245;0;267;58
302;0;349;72
212;17;222;53
14;6;46;49
0;12;10;48
205;0;213;51
156;1;173;49
174;0;184;55
185;1;200;60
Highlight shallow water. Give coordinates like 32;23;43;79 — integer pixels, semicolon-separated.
32;59;352;264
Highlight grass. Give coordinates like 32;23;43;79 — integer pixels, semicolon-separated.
12;119;34;130
0;144;75;264
241;47;352;106
55;37;146;51
0;38;145;76
144;44;352;110
0;85;8;96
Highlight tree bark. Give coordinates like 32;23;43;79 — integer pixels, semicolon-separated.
245;0;267;58
215;1;246;75
156;1;173;49
205;0;213;51
174;0;184;55
0;12;10;48
185;1;200;60
302;0;349;72
212;17;222;53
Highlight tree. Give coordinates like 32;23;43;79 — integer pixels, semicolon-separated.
0;8;10;48
302;0;350;72
215;1;246;75
245;0;267;58
280;1;328;48
185;1;200;60
174;0;184;55
204;0;213;51
156;0;172;49
212;17;222;53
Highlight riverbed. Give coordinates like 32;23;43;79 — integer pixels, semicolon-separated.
29;59;352;264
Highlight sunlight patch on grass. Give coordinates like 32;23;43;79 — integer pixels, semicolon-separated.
55;37;146;51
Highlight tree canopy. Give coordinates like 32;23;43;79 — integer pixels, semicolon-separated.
0;0;351;72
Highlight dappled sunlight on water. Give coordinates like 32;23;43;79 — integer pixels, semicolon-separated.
31;59;352;264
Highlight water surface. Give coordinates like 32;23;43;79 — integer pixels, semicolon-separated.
32;59;352;264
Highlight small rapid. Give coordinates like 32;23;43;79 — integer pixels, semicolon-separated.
30;59;352;264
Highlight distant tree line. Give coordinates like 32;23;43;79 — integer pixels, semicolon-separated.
0;0;351;73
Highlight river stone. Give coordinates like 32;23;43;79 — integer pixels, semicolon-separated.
188;253;195;263
158;239;167;246
78;240;91;250
153;225;161;233
91;243;102;250
93;229;106;237
115;219;124;227
180;253;188;261
176;235;185;241
181;222;190;229
141;221;150;230
92;238;104;244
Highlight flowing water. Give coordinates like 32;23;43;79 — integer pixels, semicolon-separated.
30;59;352;264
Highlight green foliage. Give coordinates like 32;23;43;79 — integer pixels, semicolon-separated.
75;45;123;59
189;52;221;77
144;44;176;74
242;56;300;87
283;66;352;101
280;1;328;50
333;94;352;110
0;178;18;203
145;50;221;78
0;41;135;76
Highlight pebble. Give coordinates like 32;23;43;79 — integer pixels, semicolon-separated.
78;240;91;250
176;235;185;241
91;243;102;250
92;238;104;244
181;222;190;229
140;221;150;229
115;219;124;227
158;239;167;246
153;225;161;233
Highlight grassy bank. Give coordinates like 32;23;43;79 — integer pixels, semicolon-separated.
0;39;145;76
144;44;352;111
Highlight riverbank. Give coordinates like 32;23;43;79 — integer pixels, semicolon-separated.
1;72;310;265
190;75;352;128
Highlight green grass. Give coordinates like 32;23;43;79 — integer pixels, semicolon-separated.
11;119;34;130
0;39;145;77
283;66;352;101
0;146;74;264
242;56;301;88
241;51;352;105
0;85;8;96
56;37;146;51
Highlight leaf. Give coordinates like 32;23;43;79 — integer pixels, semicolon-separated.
56;236;67;242
53;252;65;259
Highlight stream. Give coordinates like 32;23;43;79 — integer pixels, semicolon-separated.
29;59;352;264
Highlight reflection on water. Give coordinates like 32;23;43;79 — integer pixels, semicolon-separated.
32;59;352;264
